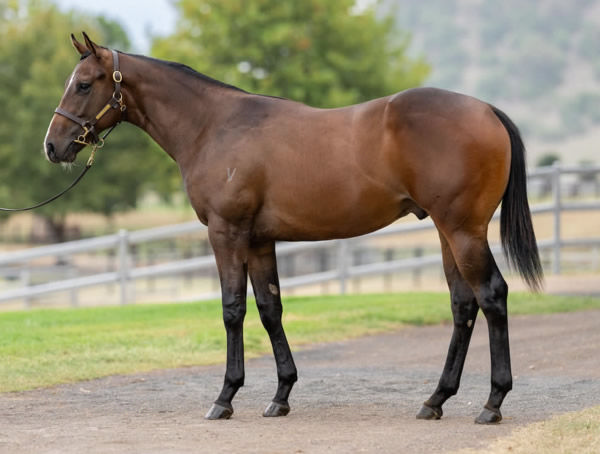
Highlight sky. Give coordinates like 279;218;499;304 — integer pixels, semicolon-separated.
53;0;375;53
54;0;178;53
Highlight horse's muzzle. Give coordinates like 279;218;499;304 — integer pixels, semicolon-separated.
46;142;59;163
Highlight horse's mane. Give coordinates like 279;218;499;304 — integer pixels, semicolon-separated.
130;53;248;94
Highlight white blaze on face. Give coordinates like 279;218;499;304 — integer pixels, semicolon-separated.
43;70;77;156
43;116;57;160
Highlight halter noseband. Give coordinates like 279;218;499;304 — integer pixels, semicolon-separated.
54;49;126;149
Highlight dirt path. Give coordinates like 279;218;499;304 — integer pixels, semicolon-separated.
2;310;600;454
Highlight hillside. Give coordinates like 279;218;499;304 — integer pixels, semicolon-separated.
382;0;600;165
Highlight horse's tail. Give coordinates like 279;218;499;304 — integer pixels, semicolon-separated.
491;105;543;291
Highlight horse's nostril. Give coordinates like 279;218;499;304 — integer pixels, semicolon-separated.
46;142;57;161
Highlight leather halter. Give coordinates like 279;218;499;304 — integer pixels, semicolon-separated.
54;49;126;148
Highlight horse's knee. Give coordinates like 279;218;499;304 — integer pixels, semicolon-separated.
222;295;247;328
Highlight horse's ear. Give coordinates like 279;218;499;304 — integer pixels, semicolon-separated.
71;33;88;56
82;31;99;58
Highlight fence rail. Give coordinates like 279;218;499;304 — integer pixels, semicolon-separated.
1;164;599;307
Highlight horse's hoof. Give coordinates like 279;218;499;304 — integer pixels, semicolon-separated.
475;407;502;424
263;401;290;417
205;402;233;420
416;404;442;420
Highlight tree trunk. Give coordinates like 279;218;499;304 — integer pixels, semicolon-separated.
33;215;67;244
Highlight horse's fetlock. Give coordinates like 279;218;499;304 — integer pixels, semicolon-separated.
279;370;298;384
225;372;245;389
438;384;459;398
492;376;512;394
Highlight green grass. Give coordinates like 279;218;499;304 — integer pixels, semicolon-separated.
458;405;600;454
1;292;599;392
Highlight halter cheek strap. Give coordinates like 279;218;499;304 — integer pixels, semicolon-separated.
54;49;126;147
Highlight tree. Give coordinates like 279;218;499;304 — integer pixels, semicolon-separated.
152;0;429;108
536;152;560;168
0;1;178;242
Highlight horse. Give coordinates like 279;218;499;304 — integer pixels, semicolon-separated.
44;33;542;424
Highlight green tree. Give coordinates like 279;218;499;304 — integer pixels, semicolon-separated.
536;152;560;168
152;0;429;108
0;1;178;242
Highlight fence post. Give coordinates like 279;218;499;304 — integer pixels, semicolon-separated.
338;240;349;295
20;266;31;309
383;248;394;292
68;262;79;307
118;229;130;304
552;163;561;274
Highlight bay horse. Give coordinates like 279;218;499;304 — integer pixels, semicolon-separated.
44;33;542;424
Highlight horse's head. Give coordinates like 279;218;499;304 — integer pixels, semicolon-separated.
44;32;125;163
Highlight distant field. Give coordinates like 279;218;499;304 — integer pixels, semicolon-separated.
1;292;599;393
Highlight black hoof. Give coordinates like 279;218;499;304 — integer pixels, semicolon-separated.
416;404;442;420
205;402;233;420
475;407;502;424
263;401;290;417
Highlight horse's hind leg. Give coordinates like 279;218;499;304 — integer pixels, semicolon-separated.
417;233;479;420
441;228;511;424
248;242;298;417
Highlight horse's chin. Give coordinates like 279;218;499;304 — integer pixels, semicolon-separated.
60;142;85;163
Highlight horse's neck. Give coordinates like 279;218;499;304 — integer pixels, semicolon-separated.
121;54;235;163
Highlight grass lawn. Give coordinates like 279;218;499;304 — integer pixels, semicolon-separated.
459;405;600;454
1;292;599;392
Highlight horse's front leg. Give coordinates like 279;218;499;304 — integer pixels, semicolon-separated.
248;242;297;417
205;221;249;420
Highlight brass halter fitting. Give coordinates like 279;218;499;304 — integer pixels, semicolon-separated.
74;126;92;146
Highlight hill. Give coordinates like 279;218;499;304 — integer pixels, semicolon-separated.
382;0;600;165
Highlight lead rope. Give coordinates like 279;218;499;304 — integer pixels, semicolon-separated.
0;123;116;212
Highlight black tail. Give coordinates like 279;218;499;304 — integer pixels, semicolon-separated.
491;105;543;291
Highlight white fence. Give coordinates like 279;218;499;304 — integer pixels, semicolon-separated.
1;164;599;307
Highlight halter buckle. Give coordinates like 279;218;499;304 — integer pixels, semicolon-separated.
74;126;91;145
113;70;123;83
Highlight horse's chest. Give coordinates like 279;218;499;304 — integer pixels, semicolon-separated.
183;165;261;226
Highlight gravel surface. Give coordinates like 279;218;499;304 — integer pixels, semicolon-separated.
2;309;600;453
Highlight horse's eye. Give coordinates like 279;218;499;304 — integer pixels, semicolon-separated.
77;82;91;93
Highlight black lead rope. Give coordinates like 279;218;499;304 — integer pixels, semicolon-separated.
0;123;118;212
0;164;92;212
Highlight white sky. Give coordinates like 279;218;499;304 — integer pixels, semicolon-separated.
53;0;178;53
53;0;375;53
